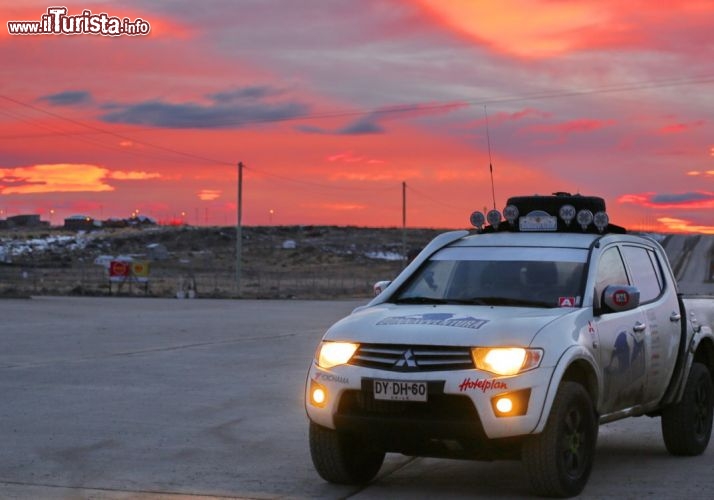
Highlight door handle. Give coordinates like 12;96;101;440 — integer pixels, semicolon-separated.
670;312;682;322
633;322;647;332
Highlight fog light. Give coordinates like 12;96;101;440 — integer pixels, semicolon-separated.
309;380;328;408
313;388;326;404
495;397;513;414
491;388;531;417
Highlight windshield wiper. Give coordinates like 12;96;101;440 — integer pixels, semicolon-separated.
391;296;450;305
462;296;554;308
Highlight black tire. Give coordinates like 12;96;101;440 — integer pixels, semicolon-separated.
522;382;598;498
309;422;385;484
661;362;714;456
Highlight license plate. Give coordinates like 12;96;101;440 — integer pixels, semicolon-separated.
373;379;428;402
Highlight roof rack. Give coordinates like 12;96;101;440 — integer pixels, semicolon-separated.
470;192;627;234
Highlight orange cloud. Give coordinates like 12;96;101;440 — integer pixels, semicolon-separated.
686;170;714;177
109;171;162;180
327;151;386;164
415;0;610;57
0;164;112;194
0;164;161;194
329;169;421;182
619;191;714;209
197;189;221;201
658;217;714;234
306;202;367;212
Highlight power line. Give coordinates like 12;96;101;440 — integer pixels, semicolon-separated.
245;164;397;192
0;94;234;166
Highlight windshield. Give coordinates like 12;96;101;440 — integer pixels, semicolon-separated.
391;246;588;308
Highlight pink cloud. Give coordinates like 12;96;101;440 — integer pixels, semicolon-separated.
659;120;706;134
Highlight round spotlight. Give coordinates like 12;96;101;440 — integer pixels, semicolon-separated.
593;211;609;232
576;209;593;230
503;204;519;225
487;209;502;229
470;211;485;229
559;204;576;226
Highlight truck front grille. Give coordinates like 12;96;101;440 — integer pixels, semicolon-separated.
349;343;474;372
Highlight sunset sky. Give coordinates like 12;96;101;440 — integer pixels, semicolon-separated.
1;0;713;231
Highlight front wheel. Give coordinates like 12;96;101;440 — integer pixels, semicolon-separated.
522;382;598;498
309;422;385;484
661;362;714;455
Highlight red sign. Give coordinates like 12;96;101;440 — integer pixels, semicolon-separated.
109;260;130;278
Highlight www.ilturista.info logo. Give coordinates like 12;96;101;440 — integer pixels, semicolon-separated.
7;7;151;36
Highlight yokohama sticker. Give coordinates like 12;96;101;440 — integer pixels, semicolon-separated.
458;378;508;393
314;372;349;384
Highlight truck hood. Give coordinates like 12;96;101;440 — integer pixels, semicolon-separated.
323;303;577;347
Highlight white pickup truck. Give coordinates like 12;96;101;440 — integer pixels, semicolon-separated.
304;193;714;497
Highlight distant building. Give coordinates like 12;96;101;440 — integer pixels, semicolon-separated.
64;215;98;231
103;217;129;228
6;214;45;228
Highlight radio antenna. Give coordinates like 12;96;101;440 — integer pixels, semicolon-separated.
485;105;496;210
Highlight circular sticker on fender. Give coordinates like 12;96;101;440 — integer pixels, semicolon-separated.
613;289;630;306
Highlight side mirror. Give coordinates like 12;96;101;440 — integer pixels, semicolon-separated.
600;284;640;313
373;280;392;296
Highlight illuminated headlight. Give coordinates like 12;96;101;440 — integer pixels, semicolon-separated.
471;347;543;375
316;341;359;369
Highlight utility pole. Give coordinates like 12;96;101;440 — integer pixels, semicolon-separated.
236;161;244;297
402;181;407;268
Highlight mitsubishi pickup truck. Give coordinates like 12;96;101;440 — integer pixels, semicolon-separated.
304;193;714;497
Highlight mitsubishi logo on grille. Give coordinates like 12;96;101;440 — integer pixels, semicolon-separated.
394;348;418;368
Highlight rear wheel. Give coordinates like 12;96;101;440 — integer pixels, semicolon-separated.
661;362;714;455
309;422;385;484
522;382;598;497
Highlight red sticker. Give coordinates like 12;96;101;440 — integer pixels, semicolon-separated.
613;290;630;306
558;296;576;307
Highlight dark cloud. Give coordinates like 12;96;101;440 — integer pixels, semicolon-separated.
651;192;714;204
294;124;327;134
100;98;309;129
295;115;385;135
337;116;384;135
38;90;92;106
208;86;283;103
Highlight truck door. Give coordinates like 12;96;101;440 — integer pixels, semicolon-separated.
594;246;648;413
620;245;681;405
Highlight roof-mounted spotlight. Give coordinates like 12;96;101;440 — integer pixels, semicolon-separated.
487;209;502;230
576;209;594;231
503;205;519;226
593;211;609;232
470;211;486;230
559;204;576;226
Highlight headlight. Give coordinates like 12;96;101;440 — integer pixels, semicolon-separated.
317;341;359;369
471;347;543;375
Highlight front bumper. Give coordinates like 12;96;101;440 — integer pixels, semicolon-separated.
305;362;554;445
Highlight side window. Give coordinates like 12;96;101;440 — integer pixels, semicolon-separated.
621;246;663;303
595;247;629;301
647;249;665;290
